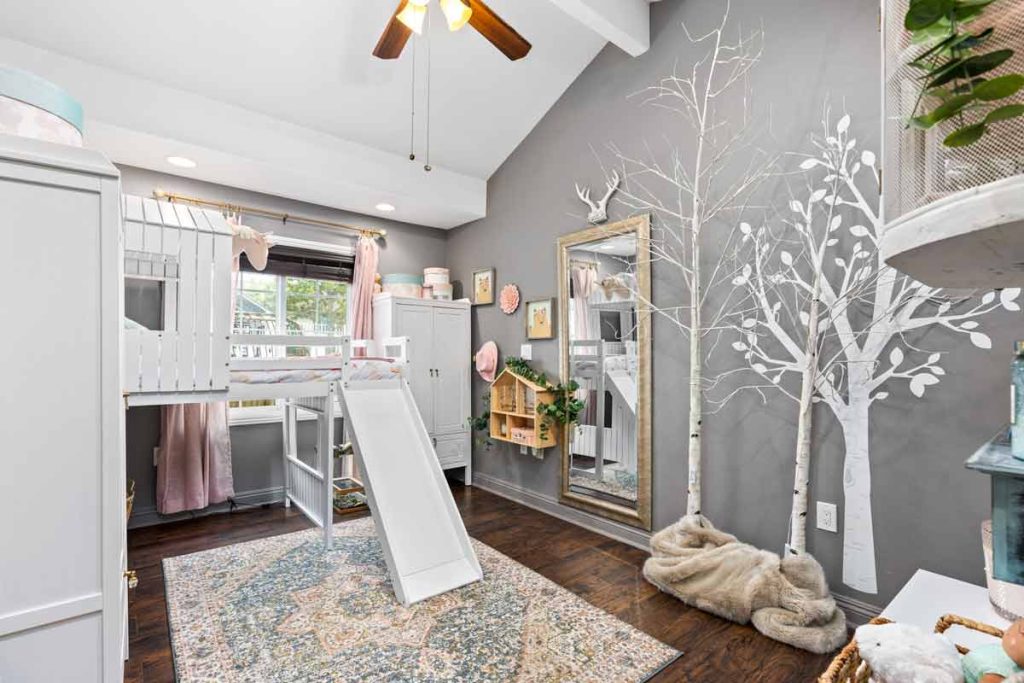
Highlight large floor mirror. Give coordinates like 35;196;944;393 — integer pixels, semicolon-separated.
557;214;651;530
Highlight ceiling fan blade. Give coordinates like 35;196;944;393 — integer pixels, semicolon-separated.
466;0;532;61
373;2;413;60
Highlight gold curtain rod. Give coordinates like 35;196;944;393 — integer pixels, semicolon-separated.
153;190;387;239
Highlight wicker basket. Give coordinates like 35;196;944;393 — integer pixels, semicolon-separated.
819;613;1005;682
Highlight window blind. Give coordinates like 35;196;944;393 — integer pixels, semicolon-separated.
240;244;355;282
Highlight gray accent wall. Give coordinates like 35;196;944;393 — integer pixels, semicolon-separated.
446;0;1022;607
119;166;448;525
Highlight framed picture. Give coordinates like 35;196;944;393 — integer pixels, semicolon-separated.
472;268;495;305
526;298;555;340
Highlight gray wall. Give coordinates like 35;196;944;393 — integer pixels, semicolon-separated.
447;0;1022;607
120;166;448;524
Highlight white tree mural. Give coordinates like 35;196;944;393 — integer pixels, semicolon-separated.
611;7;773;518
732;110;1021;593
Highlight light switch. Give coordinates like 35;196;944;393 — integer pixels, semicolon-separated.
520;344;532;360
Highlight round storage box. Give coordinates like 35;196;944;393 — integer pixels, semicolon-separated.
0;68;83;147
431;283;453;301
423;267;450;286
381;273;423;299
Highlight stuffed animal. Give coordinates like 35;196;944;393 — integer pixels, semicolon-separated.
855;622;964;683
963;620;1024;683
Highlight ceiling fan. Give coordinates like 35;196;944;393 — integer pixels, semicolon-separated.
373;0;532;61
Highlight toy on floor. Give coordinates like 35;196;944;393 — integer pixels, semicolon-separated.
854;621;963;683
963;620;1024;683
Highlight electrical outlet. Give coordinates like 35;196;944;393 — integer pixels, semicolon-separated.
520;344;533;360
817;501;838;533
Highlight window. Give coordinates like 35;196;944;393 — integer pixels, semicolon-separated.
229;272;349;423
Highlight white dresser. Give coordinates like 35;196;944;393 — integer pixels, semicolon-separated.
373;294;472;484
0;135;126;682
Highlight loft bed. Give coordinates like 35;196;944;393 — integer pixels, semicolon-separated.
118;194;481;604
568;338;638;487
117;192;379;548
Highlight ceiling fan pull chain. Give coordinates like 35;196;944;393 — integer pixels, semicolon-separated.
424;8;433;173
409;34;417;162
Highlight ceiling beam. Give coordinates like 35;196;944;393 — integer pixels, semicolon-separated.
546;0;654;57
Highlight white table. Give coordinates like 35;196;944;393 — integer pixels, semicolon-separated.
881;569;1010;650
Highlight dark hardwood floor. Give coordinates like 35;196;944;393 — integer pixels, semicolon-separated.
125;485;837;682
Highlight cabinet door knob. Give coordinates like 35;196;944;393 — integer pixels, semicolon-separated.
124;569;138;589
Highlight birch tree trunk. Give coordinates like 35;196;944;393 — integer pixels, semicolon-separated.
687;231;703;516
840;361;877;593
789;274;821;554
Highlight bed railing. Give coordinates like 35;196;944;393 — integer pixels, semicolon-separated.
228;335;409;373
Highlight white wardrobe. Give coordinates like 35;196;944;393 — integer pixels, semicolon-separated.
373;294;472;484
0;135;126;682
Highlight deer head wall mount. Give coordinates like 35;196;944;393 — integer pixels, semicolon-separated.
575;170;620;225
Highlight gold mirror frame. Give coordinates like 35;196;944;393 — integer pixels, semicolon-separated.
557;214;652;530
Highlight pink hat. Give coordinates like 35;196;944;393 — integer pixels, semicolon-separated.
475;341;499;383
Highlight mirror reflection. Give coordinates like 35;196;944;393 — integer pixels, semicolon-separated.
566;233;640;509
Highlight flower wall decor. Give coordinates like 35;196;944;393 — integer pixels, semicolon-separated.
500;283;521;314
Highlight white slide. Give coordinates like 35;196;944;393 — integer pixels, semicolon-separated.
606;370;637;415
340;378;482;606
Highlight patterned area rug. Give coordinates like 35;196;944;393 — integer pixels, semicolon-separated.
164;517;680;682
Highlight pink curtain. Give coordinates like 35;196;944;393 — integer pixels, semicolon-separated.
156;403;234;514
155;257;242;515
571;266;597;340
350;235;380;347
571;266;598;426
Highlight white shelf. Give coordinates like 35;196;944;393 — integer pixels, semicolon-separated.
881;175;1024;288
882;569;1008;650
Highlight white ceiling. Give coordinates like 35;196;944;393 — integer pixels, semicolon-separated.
0;1;651;228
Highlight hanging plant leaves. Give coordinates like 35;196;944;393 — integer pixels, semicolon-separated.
905;0;955;30
974;74;1024;101
953;3;990;22
952;77;988;94
927;49;1014;88
985;103;1024;124
956;26;994;50
910;92;976;128
921;56;966;83
910;27;993;70
943;122;986;147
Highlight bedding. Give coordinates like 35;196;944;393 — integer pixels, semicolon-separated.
572;353;637;377
229;357;404;384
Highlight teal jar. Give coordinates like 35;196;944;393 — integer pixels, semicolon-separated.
1013;341;1024;460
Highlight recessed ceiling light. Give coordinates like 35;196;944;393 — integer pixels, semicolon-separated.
166;156;197;169
376;203;396;212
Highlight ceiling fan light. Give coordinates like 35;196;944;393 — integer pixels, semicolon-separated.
439;0;472;31
396;0;428;35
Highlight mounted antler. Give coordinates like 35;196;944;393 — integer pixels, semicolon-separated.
575;169;620;225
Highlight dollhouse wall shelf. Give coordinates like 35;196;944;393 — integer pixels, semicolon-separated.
881;175;1024;288
488;368;557;451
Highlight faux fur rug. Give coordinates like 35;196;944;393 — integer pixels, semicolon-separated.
643;515;847;654
164;517;682;682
